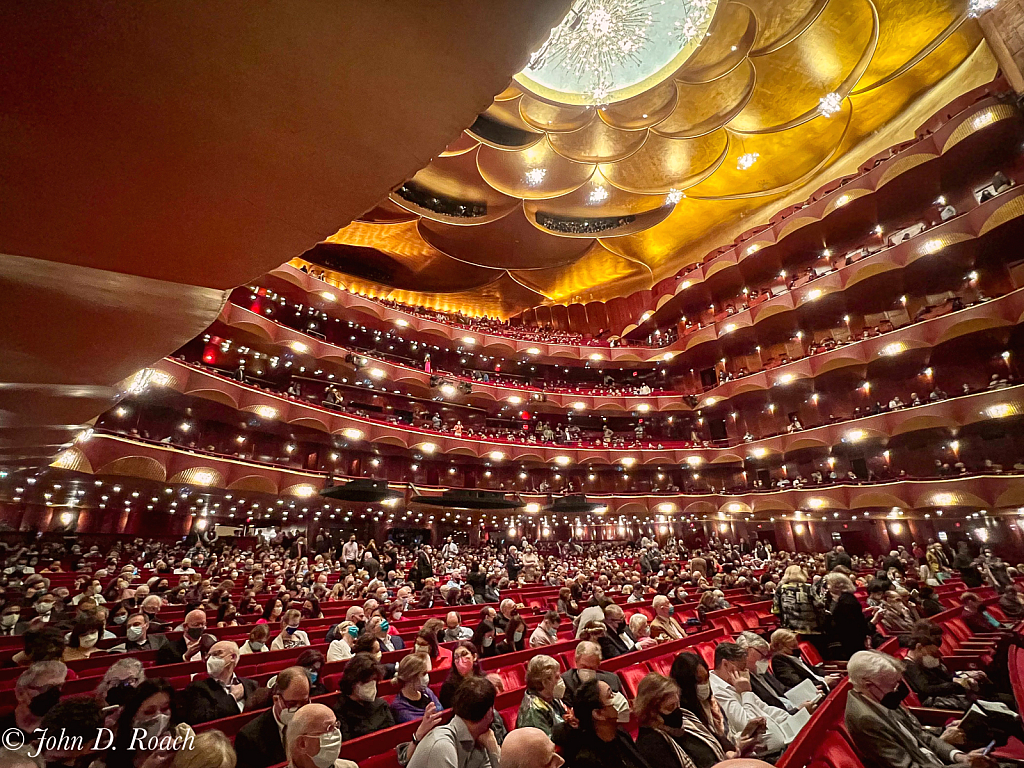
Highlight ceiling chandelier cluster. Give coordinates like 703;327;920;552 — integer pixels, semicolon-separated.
967;0;998;17
817;91;843;118
522;0;716;104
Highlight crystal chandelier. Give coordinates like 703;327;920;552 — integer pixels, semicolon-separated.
968;0;998;16
524;0;717;104
589;186;610;203
666;188;685;204
525;168;547;186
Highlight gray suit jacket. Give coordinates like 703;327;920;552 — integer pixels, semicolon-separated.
845;688;960;768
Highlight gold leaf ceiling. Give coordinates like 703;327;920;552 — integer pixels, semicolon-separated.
317;0;993;316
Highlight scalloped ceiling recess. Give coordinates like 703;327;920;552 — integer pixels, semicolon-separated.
319;0;997;315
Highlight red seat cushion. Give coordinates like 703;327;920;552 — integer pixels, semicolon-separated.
617;663;649;699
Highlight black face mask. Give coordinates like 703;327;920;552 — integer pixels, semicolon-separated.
355;620;366;632
105;680;136;706
186;626;204;640
29;685;62;716
662;708;684;729
880;681;910;710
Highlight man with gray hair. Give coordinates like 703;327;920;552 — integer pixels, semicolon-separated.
0;660;67;739
846;650;994;768
95;657;146;707
737;631;813;715
179;640;257;724
560;641;621;707
285;702;359;768
598;603;637;659
443;611;473;642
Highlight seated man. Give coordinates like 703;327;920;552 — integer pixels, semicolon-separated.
157;608;216;664
501;726;564;768
710;642;793;758
408;676;501;768
235;666;311;768
442;611;473;642
178;641;257;724
561;640;622;707
0;661;67;739
845;649;993;768
737;632;813;715
108;612;165;654
903;631;973;710
285;703;358;768
598;604;637;659
649;595;685;641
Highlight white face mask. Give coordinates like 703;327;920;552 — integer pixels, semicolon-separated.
127;626;145;642
552;678;566;700
80;633;100;649
418;673;430;691
922;655;941;669
310;731;342;768
696;683;712;701
135;712;171;743
755;659;770;675
355;682;377;702
207;656;229;677
1;614;18;627
483;636;493;647
278;705;298;727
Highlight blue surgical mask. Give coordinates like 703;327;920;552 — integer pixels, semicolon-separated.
286;625;299;635
310;672;319;683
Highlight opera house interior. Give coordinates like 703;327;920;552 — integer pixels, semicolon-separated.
6;2;1024;767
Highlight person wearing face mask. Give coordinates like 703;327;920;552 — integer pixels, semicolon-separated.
157;609;215;665
62;618;104;662
179;641;257;725
903;631;974;710
441;641;483;708
285;703;358;768
736;632;814;716
571;679;652;768
390;651;443;724
516;655;573;740
768;629;838;694
442;611;474;643
296;649;329;697
0;661;68;740
709;642;793;759
820;571;873;661
0;599;25;636
408;676;501;768
635;673;714;768
846;650;996;768
471;620;497;659
561;641;622;708
334;652;394;741
240;624;272;655
235;667;310;768
272;609;311;650
110;613;165;654
140;595;167;632
31;592;60;624
669;652;762;767
367;615;400;652
496;614;527;654
530;610;562;648
107;679;183;768
599;604;638;659
412;627;452;670
650;595;685;641
326;621;359;663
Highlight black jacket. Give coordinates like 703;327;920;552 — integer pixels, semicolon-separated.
598;626;639;659
233;708;285;768
561;669;620;708
750;672;796;713
335;695;395;741
904;658;966;700
771;651;825;691
822;592;872;661
573;730;653;768
177;675;257;725
157;632;216;665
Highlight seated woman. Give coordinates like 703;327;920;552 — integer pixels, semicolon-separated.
515;654;572;740
769;629;835;694
62;619;104;662
668;652;762;767
413;627;452;670
326;620;358;662
471;620;497;659
334;653;395;741
390;652;442;724
635;673;711;768
271;609;310;650
295;649;328;696
495;615;526;655
439;640;482;708
239;624;271;655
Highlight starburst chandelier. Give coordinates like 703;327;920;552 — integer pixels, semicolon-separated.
967;0;998;16
817;92;842;118
524;0;716;105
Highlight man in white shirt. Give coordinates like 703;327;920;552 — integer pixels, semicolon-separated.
341;536;360;565
710;642;794;757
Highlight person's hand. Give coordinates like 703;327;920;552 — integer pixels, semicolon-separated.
477;727;499;754
733;670;753;694
957;750;997;768
230;683;245;701
800;700;818;714
824;674;841;688
184;636;201;659
563;706;579;729
940;726;966;746
415;703;443;742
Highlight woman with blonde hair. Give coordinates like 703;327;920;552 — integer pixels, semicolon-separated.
772;564;823;644
170;730;235;768
271;609;310;650
635;673;702;768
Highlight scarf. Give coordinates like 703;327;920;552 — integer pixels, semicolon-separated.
652;727;698;768
679;707;727;762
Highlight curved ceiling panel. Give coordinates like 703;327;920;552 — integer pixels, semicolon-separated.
655;63;757;139
598;81;680;131
476;140;595;200
519;95;595;133
548;119;649;165
600;130;730;194
418;208;593;271
677;3;758;84
744;0;830;54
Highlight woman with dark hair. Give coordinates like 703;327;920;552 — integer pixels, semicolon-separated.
301;596;322;619
439;640;482;708
295;648;328;696
261;596;285;623
571;678;652;768
62;618;104;662
467;560;486;599
236;591;260;617
334;653;395;740
412;627;451;670
108;601;130;628
495;614;526;654
668;652;760;766
214;601;237;627
470;620;497;659
108;679;178;768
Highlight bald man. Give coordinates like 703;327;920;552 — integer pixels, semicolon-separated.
179;641;257;724
156;608;216;664
501;727;564;768
286;703;358;768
